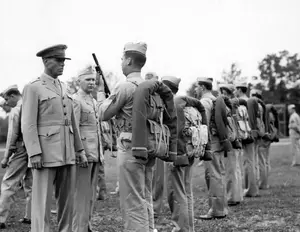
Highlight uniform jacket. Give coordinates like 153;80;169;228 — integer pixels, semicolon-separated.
174;96;207;158
21;73;83;168
73;89;104;163
4;99;26;160
131;80;177;161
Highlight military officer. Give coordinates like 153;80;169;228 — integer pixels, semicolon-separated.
72;66;104;232
21;44;87;232
0;85;32;229
97;42;159;232
288;104;300;166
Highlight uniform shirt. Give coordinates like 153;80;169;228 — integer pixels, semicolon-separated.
98;72;144;133
73;89;104;163
4;99;26;160
21;73;83;167
289;112;300;138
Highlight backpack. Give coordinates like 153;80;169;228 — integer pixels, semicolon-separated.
129;80;171;160
226;105;238;143
257;102;266;137
147;93;171;160
182;107;208;159
236;105;252;140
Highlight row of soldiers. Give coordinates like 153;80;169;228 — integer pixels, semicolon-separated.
142;73;279;231
0;41;279;232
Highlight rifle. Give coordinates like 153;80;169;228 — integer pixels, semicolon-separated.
92;53;110;98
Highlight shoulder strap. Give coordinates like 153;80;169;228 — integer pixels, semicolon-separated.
127;79;139;87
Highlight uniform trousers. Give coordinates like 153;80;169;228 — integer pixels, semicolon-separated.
73;162;100;232
258;140;271;189
166;162;189;232
243;142;259;197
0;154;32;223
97;164;106;198
152;158;165;216
204;150;227;217
291;137;300;166
31;165;76;232
117;139;156;232
183;158;195;232
225;149;243;203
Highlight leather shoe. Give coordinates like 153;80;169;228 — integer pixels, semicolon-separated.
0;223;5;229
197;214;226;220
19;218;31;224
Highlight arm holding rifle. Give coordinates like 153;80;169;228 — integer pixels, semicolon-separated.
92;53;118;152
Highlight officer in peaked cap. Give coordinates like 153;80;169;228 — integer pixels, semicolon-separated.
21;44;87;232
0;85;32;229
97;42;160;231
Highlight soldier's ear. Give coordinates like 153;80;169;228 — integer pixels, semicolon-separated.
127;57;133;66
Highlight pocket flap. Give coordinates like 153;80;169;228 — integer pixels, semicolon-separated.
38;125;60;137
40;95;56;102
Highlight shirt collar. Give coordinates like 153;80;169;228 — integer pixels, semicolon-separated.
127;72;142;80
41;73;60;85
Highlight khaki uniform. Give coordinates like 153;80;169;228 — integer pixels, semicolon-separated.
240;95;259;197
201;92;227;217
21;73;83;232
72;89;104;232
152;158;165;216
225;103;244;203
0;99;32;223
98;73;156;232
289;112;300;165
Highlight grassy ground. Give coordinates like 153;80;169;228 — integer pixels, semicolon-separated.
0;141;300;231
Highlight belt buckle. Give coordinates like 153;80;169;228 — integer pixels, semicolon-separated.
65;119;70;126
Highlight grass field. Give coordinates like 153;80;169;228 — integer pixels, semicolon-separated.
0;141;300;231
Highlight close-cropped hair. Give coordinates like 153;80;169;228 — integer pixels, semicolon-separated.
124;51;146;69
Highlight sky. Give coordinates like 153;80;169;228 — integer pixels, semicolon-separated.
0;0;300;98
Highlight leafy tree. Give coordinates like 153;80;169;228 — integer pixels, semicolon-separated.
221;63;242;84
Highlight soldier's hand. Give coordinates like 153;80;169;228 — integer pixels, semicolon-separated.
30;154;43;169
76;151;88;168
1;157;9;168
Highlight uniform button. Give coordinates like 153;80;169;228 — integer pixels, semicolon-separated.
96;115;98;118
64;112;67;115
62;97;64;100
63;104;66;107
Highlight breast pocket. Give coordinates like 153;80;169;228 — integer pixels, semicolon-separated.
81;110;92;123
39;94;57;115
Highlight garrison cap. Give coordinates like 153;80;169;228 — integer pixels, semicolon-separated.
250;88;262;97
288;104;296;111
235;82;248;88
197;77;213;85
36;44;71;60
124;42;147;57
0;84;18;97
219;83;235;94
77;65;96;80
145;72;158;80
161;76;181;88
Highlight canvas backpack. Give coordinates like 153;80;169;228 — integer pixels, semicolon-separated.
129;80;171;160
236;105;252;141
182;106;208;159
225;103;238;143
257;102;266;137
